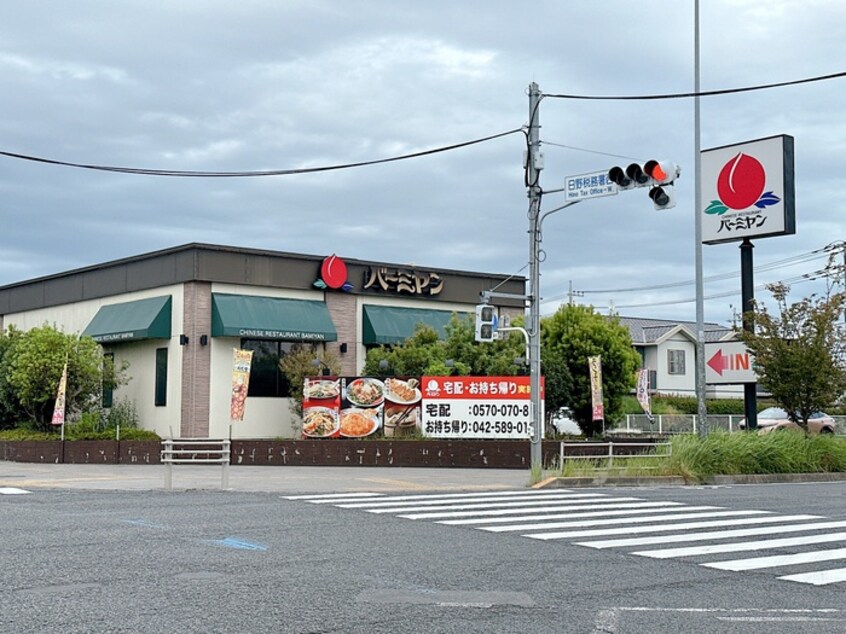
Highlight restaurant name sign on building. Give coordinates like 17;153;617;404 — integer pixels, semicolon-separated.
363;266;444;296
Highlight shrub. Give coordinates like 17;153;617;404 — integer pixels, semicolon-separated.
667;431;846;477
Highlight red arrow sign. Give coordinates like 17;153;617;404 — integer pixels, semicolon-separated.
707;349;726;376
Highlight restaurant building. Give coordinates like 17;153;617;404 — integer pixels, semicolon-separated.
0;243;525;439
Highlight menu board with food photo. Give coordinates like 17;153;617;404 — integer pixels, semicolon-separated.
301;375;426;439
302;376;341;438
383;377;422;437
339;377;384;438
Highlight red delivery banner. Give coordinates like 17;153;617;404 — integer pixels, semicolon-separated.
420;376;543;440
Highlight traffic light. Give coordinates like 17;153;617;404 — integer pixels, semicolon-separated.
607;163;649;190
644;160;680;210
475;304;497;343
607;160;680;210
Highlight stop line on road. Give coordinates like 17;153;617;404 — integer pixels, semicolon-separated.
284;488;846;587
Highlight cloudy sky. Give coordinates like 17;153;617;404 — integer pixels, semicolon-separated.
1;1;844;326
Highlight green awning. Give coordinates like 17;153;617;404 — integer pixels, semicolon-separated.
211;293;337;341
362;304;464;345
83;295;172;343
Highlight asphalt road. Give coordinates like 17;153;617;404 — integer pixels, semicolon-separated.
3;466;846;633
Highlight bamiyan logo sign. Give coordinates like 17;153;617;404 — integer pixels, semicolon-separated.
705;153;780;216
700;135;795;245
314;254;353;292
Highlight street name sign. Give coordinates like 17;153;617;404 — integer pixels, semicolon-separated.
565;171;618;201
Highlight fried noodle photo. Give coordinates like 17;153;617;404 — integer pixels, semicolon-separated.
303;408;338;437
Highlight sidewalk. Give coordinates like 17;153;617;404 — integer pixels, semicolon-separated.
0;461;534;494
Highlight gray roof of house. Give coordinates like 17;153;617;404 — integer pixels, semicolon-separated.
616;316;735;345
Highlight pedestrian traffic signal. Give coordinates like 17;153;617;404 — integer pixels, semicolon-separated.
607;160;680;210
475;304;497;343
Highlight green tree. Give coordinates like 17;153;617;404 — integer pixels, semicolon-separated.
739;283;846;430
0;327;24;428
362;315;528;378
541;305;641;436
0;325;128;430
541;346;574;433
278;345;342;419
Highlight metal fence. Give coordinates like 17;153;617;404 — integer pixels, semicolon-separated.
618;414;846;435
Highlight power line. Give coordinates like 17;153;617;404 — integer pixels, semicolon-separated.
0;128;523;178
555;268;834;312
540;243;844;305
543;69;846;101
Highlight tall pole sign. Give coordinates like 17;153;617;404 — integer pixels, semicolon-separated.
700;134;795;246
700;134;795;430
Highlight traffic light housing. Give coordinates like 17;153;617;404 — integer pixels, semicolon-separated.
644;159;679;210
607;160;680;210
475;304;498;343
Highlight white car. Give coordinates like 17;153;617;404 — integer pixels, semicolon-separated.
739;407;837;434
550;407;581;435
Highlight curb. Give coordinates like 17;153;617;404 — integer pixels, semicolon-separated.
534;472;846;488
533;475;687;489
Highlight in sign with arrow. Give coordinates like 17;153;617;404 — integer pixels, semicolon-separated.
704;342;757;384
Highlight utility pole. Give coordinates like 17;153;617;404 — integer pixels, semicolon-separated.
527;82;543;473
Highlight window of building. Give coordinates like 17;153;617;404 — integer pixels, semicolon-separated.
155;348;168;406
102;352;114;408
240;340;318;398
667;349;686;375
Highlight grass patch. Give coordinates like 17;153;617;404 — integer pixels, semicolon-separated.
547;432;846;482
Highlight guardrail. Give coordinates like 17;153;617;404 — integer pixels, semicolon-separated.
161;439;231;490
559;441;670;468
621;414;846;435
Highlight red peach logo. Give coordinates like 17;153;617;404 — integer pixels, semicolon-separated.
313;254;353;291
705;152;780;215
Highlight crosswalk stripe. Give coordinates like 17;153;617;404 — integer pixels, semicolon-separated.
332;489;583;507
780;567;846;586
353;494;617;514
482;510;767;533
703;547;846;572
400;498;651;520
338;491;606;511
633;531;846;559
283;492;385;501
437;503;712;526
575;520;846;549
527;514;821;541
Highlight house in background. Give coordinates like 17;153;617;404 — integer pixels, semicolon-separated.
617;316;744;399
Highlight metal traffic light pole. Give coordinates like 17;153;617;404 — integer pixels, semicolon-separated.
524;82;679;473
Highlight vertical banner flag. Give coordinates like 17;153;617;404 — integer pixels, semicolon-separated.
51;360;68;427
588;356;604;422
230;349;253;421
636;368;653;420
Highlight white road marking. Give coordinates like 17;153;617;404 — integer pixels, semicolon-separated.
283;492;385;501
482;510;766;533
0;487;30;495
634;531;846;559
341;492;607;512
576;520;846;549
527;514;820;541
780;567;846;585
401;497;651;520
703;546;846;571
333;488;583;507
438;503;714;526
